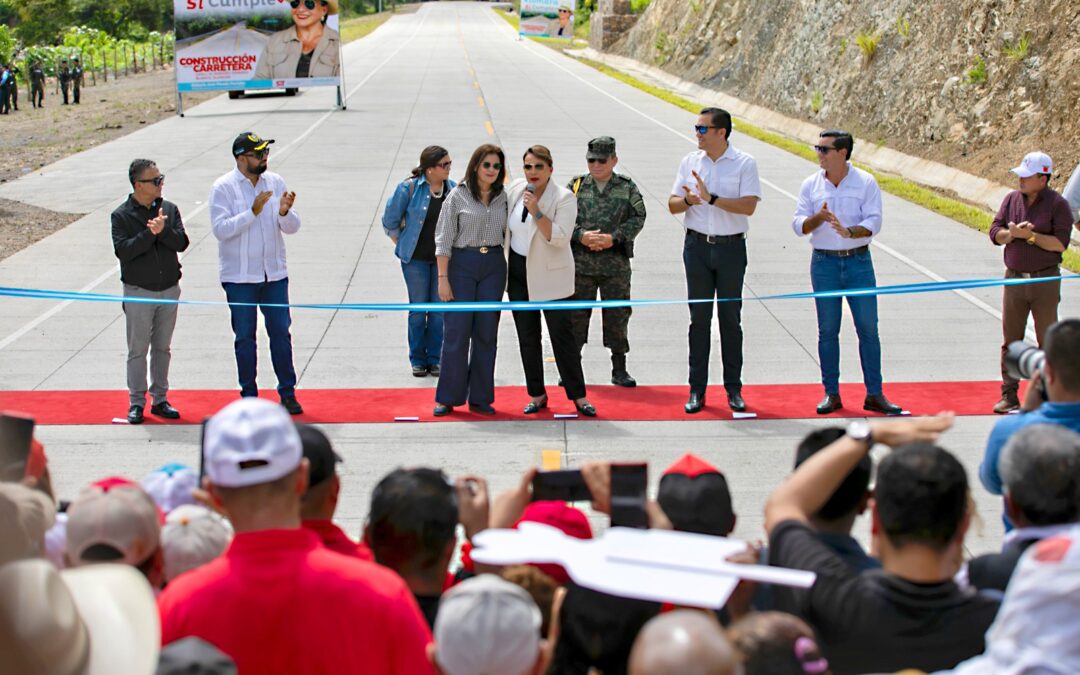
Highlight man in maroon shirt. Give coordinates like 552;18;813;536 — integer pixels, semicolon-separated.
989;151;1073;413
158;398;432;674
298;424;374;560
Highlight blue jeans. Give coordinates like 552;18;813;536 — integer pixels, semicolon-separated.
401;259;443;367
222;278;297;398
435;247;507;407
810;249;882;396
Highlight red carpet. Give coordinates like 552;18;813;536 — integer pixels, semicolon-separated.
0;381;1016;425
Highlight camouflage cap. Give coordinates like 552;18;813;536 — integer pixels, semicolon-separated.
586;136;616;160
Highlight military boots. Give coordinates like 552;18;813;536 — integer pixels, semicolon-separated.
611;353;637;388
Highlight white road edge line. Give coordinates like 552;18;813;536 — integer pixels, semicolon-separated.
506;21;1031;337
0;10;430;353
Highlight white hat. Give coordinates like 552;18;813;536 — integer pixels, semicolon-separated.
435;574;542;675
1011;151;1053;178
0;481;56;565
65;484;161;567
203;398;302;488
0;559;159;675
557;0;574;10
142;463;199;514
162;504;233;583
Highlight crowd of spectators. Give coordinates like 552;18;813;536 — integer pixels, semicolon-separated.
2;318;1080;674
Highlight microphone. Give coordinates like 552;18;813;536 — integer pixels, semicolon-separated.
522;184;535;223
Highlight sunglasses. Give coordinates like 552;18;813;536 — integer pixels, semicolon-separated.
523;163;547;171
136;174;166;186
813;145;837;154
481;161;502;170
436;161;452;169
290;0;326;9
587;157;609;164
694;125;719;135
245;149;270;159
558;8;571;13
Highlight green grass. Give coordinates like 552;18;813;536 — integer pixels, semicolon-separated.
966;55;988;84
1003;34;1030;61
559;54;1080;273
340;10;396;43
855;30;880;64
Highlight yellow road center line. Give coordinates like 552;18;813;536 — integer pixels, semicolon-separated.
541;449;562;470
478;96;485;107
484;120;494;136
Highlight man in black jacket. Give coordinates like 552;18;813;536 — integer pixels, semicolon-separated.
112;159;189;424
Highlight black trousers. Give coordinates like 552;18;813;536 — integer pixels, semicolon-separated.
683;232;746;395
508;250;587;401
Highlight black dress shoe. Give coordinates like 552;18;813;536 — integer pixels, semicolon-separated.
523;397;548;415
610;370;637;387
412;365;428;377
685;392;705;414
281;396;304;415
816;393;843;415
575;400;597;417
127;405;144;425
427;364;440;377
150;401;180;419
468;403;496;416
864;395;903;416
433;403;453;417
727;391;747;412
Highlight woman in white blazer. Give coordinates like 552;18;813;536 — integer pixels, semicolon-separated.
506;146;596;417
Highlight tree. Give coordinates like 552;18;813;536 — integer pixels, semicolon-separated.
71;0;170;38
0;24;15;63
16;0;74;45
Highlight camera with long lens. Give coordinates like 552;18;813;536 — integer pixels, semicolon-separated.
1004;340;1046;382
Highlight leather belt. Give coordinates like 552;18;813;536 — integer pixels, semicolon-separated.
686;230;746;245
816;245;869;258
456;245;502;254
1008;265;1059;279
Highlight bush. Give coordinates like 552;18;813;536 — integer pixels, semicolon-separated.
1003;34;1029;61
855;30;880;64
966;55;987;84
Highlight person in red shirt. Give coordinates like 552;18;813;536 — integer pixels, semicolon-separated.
157;398;432;674
298;424;374;560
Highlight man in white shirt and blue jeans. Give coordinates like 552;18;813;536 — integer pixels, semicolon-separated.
792;130;901;416
668;107;761;415
209;132;303;415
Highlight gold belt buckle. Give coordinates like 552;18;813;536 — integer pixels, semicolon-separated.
479;246;489;254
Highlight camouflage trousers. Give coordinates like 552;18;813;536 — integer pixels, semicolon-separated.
572;271;632;355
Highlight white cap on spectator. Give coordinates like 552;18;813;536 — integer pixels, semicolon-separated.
65;484;160;567
435;574;542;675
204;398;302;488
1011;151;1053;178
0;559;160;675
0;481;56;565
162;504;233;582
142;463;199;514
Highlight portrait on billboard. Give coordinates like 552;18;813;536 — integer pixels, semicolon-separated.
520;0;576;40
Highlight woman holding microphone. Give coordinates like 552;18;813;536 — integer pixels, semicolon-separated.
506;145;596;416
382;145;455;377
433;145;509;416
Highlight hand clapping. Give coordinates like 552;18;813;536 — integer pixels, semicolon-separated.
146;208;167;235
279;191;296;216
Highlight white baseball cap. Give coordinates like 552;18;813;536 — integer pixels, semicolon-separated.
162;504;233;583
204;398;302;488
142;463;199;514
435;574;543;675
1011;151;1053;178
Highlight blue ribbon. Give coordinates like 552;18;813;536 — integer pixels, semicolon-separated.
0;274;1075;312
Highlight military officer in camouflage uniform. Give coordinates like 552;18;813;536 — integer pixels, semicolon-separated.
567;136;646;387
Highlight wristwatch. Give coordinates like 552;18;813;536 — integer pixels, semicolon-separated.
708;193;719;206
1026;235;1037;245
534;209;545;221
846;420;874;449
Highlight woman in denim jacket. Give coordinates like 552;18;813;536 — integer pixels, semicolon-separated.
382;146;455;377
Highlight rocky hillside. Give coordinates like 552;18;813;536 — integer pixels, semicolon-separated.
611;0;1080;193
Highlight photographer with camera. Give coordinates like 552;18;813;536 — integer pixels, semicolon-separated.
980;318;1080;526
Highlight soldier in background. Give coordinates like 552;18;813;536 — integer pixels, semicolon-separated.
30;61;45;108
71;57;83;104
567;136;646;387
0;64;10;114
7;65;18;111
58;59;71;105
